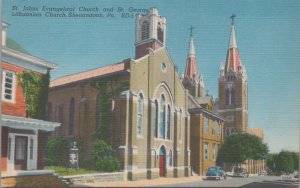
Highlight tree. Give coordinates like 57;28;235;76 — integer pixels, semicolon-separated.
276;151;296;173
217;133;268;166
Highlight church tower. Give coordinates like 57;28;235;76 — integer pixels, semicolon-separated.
183;27;205;98
218;15;248;136
135;7;166;59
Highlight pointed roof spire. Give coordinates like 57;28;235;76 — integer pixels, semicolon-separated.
229;14;238;49
225;14;241;74
188;25;196;57
184;26;199;80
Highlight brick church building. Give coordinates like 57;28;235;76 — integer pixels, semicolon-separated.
49;8;192;180
218;15;265;174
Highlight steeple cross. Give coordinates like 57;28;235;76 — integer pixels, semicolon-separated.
189;25;194;36
230;14;236;25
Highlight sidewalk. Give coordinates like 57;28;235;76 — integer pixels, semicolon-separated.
71;175;204;187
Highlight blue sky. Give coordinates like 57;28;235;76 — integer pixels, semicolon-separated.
3;0;300;153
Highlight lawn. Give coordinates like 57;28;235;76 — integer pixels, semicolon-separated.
45;166;96;176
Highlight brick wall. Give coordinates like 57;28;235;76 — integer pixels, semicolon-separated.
135;40;162;59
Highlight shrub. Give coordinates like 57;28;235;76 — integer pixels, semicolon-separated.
45;137;84;167
91;139;120;172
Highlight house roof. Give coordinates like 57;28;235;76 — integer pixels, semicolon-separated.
188;94;225;121
1;114;60;131
6;38;30;55
195;96;213;105
50;61;129;88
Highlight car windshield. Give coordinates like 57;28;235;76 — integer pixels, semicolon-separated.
208;167;218;172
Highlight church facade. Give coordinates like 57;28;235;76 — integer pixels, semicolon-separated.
49;8;191;180
218;16;265;174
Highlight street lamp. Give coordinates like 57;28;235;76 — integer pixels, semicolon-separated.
69;141;79;169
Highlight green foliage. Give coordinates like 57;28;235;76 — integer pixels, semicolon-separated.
45;137;84;167
17;70;50;120
91;78;129;140
89;78;127;172
217;133;269;165
268;151;299;174
91;139;120;172
45;137;70;166
45;166;95;176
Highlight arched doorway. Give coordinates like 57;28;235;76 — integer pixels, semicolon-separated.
159;146;166;177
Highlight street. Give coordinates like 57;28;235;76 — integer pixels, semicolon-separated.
158;176;299;187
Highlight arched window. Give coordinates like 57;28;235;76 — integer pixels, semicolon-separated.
231;89;235;104
154;100;158;138
47;102;52;121
179;109;182;141
141;21;149;40
69;98;75;135
168;150;173;167
58;105;64;135
225;89;230;105
96;93;101;128
157;27;164;43
159;95;166;139
137;93;143;135
167;105;171;139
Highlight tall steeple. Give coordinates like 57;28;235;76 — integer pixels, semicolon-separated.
224;14;241;75
218;14;248;135
184;26;198;80
183;26;205;98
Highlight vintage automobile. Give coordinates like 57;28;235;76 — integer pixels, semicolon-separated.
233;167;249;177
205;166;227;180
226;166;249;178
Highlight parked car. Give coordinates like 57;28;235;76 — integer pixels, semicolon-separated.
233;167;249;178
205;166;227;180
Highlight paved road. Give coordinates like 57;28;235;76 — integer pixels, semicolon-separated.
158;176;299;187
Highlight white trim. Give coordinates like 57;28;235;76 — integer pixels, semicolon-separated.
152;82;174;106
2;70;16;103
1;114;60;131
3;47;57;70
4;170;54;177
7;132;38;173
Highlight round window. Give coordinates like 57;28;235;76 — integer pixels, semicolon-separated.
161;62;167;72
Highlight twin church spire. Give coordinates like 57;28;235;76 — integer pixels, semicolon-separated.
221;14;247;80
183;26;205;98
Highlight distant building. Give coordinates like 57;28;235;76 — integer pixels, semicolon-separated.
1;22;60;176
218;16;265;174
182;30;225;175
49;8;191;180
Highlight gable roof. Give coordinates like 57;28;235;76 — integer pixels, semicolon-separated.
6;38;30;55
50;60;130;88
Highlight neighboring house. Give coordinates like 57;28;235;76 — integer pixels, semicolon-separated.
182;30;225;175
1;22;60;176
218;16;265;174
49;8;191;180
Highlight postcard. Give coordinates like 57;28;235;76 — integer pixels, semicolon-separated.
1;0;299;187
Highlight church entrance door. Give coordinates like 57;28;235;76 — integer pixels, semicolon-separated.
159;146;166;177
